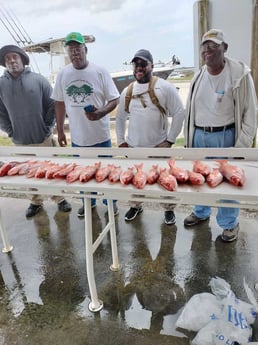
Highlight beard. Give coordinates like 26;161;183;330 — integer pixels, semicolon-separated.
134;70;152;84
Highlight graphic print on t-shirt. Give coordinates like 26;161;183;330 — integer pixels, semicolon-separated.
65;80;93;105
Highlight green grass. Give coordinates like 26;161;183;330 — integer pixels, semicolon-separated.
0;136;184;148
174;137;184;147
0;136;13;146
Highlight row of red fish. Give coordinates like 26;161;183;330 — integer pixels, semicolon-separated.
0;159;245;191
190;160;245;187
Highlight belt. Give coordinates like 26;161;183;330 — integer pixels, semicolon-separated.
195;123;235;133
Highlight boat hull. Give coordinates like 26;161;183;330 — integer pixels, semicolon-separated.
111;67;174;94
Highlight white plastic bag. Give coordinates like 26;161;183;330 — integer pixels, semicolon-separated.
191;302;253;345
176;277;258;345
191;318;252;345
176;292;221;332
210;276;257;325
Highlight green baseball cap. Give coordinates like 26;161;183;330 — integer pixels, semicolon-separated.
65;32;85;46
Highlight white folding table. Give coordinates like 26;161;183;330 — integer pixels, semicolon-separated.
0;146;258;312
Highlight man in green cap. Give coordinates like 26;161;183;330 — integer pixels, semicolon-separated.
52;32;120;217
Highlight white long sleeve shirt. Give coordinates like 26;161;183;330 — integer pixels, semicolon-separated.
116;77;185;147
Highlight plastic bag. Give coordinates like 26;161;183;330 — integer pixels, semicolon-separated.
210;276;257;325
176;292;221;332
176;277;258;345
191;319;252;345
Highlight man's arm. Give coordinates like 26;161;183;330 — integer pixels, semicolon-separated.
0;98;13;137
54;101;67;147
235;73;258;148
41;78;56;130
166;84;185;144
115;90;128;147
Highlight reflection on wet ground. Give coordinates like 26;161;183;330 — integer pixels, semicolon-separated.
0;197;258;344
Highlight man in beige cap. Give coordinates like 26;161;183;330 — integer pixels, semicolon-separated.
184;29;257;242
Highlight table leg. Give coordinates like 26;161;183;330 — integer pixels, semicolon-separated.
107;199;121;272
0;209;13;253
84;197;103;312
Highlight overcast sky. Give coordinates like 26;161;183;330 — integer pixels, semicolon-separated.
0;0;197;77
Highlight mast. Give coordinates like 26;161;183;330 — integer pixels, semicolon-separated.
0;4;40;73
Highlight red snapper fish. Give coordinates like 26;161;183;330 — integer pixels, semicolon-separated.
32;161;55;178
45;163;68;179
188;170;205;185
168;159;189;183
18;160;44;175
53;163;77;179
217;160;245;187
79;162;101;183
120;167;135;185
146;164;160;184
108;165;122;183
132;163;147;189
7;161;38;176
66;165;85;183
26;163;47;178
193;160;211;176
206;168;223;188
95;164;113;182
157;168;178;191
0;161;19;176
34;165;48;178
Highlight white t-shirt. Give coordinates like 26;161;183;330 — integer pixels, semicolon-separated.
52;62;119;146
194;62;234;127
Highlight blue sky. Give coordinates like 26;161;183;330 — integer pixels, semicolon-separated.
0;0;196;77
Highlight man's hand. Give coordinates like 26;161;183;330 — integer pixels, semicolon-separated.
85;110;101;121
155;140;173;148
58;133;67;147
119;142;129;147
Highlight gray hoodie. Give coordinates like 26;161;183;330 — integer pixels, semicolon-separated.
0;67;55;145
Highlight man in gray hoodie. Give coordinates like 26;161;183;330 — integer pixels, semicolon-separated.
0;45;71;217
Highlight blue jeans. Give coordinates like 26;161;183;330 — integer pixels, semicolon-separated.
192;127;239;229
72;139;116;207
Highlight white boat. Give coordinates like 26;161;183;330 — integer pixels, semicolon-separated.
1;7;180;92
23;36;180;93
111;56;180;93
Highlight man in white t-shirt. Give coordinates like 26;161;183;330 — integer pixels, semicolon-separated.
184;29;257;242
52;32;120;217
116;49;185;225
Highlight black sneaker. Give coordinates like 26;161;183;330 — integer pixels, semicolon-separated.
164;210;176;225
77;204;96;217
124;207;143;221
58;200;72;212
26;204;42;218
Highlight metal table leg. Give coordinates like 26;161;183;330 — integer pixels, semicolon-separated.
84;197;103;312
0;209;13;253
106;199;121;272
85;198;121;312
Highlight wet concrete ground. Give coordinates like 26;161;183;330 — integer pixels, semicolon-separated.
0;196;258;345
